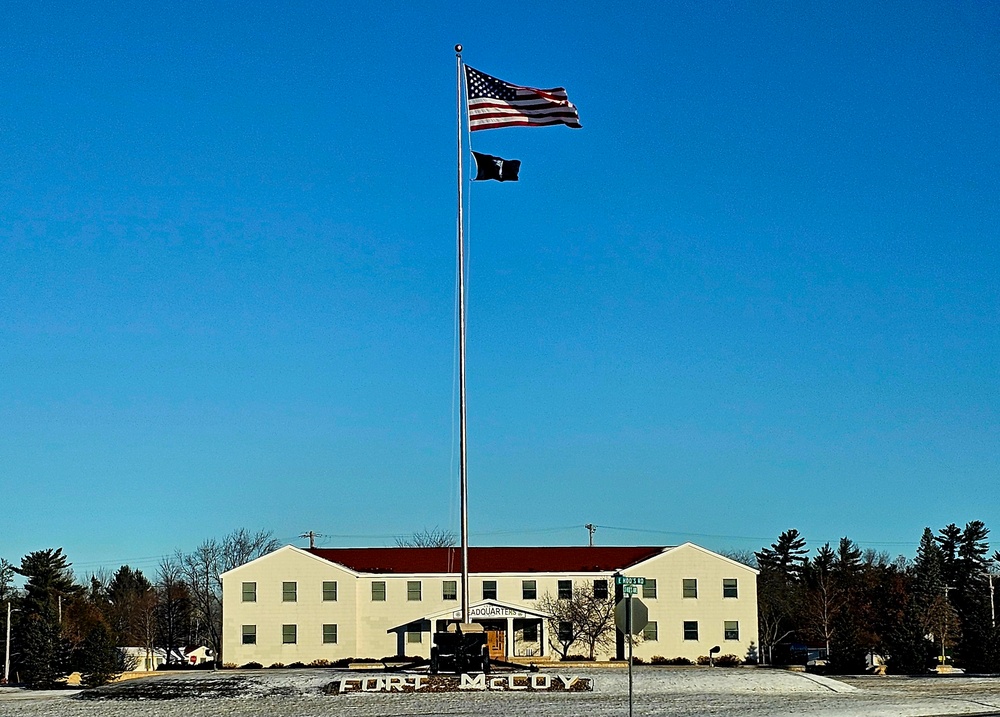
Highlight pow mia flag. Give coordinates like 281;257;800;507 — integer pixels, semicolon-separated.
472;151;520;182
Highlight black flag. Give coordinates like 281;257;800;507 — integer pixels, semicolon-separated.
472;151;520;182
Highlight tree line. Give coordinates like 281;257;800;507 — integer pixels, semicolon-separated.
756;521;1000;674
0;528;277;688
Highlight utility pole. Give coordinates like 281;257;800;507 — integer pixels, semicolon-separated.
299;531;323;549
585;524;597;547
4;602;17;684
989;573;996;628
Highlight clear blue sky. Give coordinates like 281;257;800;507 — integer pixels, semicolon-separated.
2;1;998;577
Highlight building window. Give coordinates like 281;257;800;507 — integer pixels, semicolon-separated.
523;624;538;642
723;578;738;598
683;621;699;641
443;580;457;601
242;582;257;602
522;580;537;600
407;581;422;601
242;625;256;645
724;621;740;640
558;580;573;600
323;581;338;601
323;624;338;644
283;582;297;602
642;621;658;641
593;580;608;599
282;624;297;644
642;579;657;599
407;624;423;644
682;579;698;598
558;621;573;642
372;581;386;601
482;580;497;600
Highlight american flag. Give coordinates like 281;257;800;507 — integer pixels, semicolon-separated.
465;66;581;132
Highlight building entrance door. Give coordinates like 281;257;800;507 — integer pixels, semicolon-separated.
486;629;506;661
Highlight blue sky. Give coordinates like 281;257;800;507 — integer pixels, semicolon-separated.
2;1;998;577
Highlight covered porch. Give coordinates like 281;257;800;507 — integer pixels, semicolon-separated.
398;600;552;661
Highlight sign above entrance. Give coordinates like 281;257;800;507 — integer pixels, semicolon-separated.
452;604;529;619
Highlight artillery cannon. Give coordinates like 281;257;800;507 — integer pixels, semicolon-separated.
429;623;489;674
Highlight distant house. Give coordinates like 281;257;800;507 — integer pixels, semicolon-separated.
221;543;758;665
118;646;213;671
119;647;166;672
182;645;214;665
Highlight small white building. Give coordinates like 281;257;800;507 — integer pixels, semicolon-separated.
119;647;166;672
221;543;758;666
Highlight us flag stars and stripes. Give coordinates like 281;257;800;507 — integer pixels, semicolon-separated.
465;66;581;131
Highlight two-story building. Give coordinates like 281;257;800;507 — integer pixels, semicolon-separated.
221;543;758;666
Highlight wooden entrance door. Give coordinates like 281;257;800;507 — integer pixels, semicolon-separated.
486;629;506;660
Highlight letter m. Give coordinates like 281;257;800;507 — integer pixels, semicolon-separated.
461;673;486;690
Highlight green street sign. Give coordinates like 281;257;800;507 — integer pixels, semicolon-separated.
615;576;646;586
623;585;639;595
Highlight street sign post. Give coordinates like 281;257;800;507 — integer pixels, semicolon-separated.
614;585;648;717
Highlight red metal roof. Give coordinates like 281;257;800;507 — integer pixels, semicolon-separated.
305;546;666;574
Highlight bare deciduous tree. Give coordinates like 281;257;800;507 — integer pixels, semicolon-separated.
155;557;192;666
717;549;758;569
176;529;278;664
538;580;618;660
395;528;457;548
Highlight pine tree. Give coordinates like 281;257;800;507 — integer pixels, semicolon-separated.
802;543;839;656
827;538;868;674
936;523;962;586
755;529;809;582
952;521;999;672
105;566;154;646
19;607;70;689
77;623;123;688
756;530;809;664
886;528;946;673
15;548;84;618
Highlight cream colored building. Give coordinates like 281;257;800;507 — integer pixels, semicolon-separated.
221;543;758;666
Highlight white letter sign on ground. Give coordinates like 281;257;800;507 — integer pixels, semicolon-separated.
327;673;593;693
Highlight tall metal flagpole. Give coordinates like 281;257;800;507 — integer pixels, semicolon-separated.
455;43;470;625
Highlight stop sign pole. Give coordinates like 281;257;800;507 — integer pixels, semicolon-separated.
627;596;634;717
615;576;647;717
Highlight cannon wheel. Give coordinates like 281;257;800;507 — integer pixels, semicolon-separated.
429;646;439;675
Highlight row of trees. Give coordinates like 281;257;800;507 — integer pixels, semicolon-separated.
1;529;277;688
757;521;1000;674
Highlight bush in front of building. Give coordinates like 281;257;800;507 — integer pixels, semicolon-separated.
268;662;286;669
651;656;694;665
560;654;593;661
240;662;263;669
309;659;332;667
695;654;742;667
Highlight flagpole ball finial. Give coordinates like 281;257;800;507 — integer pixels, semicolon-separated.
455;44;463;54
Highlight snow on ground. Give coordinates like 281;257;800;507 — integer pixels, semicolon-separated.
2;668;1000;717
